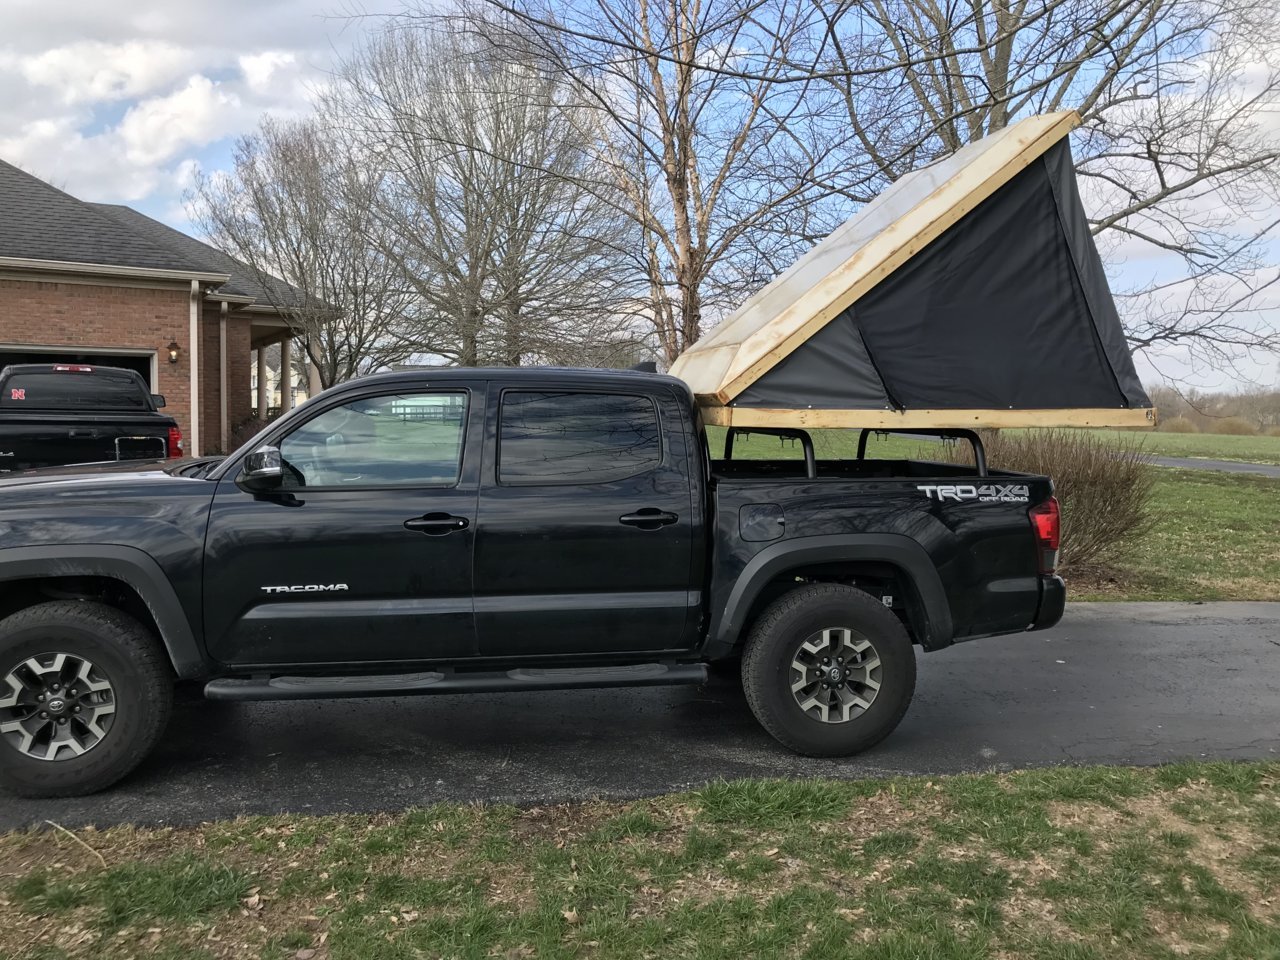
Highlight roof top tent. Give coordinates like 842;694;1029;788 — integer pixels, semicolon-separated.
669;111;1155;430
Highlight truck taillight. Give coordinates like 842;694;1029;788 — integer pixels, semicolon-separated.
1028;496;1060;574
166;426;184;458
53;364;94;372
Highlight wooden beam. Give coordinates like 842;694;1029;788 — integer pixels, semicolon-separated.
698;405;1157;430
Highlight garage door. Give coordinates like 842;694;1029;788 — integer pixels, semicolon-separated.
0;350;154;387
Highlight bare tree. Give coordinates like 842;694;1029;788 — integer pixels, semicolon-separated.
188;117;419;387
799;0;1280;371
447;0;836;362
324;21;649;368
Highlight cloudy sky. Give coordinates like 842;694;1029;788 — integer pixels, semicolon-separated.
0;0;365;224
1;0;1274;388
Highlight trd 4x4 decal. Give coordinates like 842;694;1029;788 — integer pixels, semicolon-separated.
917;484;1030;504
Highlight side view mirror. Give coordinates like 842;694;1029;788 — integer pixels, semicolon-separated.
241;445;283;488
151;393;167;409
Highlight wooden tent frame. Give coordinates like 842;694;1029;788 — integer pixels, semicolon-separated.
669;111;1155;430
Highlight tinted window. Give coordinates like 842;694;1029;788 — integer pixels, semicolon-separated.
499;392;661;484
1;371;149;409
278;392;467;488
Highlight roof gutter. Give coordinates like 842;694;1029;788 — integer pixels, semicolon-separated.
206;290;255;305
0;255;229;285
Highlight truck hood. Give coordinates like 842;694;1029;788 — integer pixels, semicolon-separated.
0;457;223;555
0;457;223;491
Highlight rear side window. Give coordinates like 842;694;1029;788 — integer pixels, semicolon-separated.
0;371;149;409
499;392;662;484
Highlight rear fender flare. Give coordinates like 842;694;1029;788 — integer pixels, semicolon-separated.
707;534;953;657
0;544;205;678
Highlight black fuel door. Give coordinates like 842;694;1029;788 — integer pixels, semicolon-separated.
739;502;786;542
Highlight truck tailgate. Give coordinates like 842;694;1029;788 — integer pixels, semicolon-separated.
0;413;170;471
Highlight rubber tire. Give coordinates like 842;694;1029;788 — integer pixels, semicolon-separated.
0;601;174;798
741;583;916;757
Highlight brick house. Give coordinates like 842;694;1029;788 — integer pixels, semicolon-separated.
0;159;308;456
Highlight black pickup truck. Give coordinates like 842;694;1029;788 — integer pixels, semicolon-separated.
0;368;1062;797
0;364;181;472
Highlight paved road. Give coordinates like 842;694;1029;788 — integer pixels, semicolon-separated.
1150;456;1280;477
4;602;1277;831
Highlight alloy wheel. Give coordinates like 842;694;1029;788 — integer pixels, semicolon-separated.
789;627;882;723
0;652;117;761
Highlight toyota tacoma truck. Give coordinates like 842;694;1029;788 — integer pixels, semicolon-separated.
0;363;182;472
0;368;1063;797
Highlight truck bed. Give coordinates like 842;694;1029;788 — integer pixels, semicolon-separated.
706;457;1055;652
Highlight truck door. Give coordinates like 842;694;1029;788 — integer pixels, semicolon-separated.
203;385;482;667
473;387;697;657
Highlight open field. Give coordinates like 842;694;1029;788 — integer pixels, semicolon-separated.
1070;468;1280;602
2;762;1277;959
710;426;1280;465
1086;429;1280;466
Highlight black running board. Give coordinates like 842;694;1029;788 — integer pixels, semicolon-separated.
204;662;708;702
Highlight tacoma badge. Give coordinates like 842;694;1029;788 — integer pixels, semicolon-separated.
261;584;350;594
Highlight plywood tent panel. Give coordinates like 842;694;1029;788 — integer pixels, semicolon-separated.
669;111;1155;429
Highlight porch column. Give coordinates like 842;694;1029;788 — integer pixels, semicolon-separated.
309;358;322;397
280;336;293;410
256;346;268;419
219;301;229;452
188;280;201;458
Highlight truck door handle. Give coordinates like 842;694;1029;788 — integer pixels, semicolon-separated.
404;513;469;535
619;509;679;529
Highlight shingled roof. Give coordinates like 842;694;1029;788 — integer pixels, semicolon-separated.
0;158;217;276
90;203;307;309
0;157;304;309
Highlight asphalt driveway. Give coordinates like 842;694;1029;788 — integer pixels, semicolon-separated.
3;601;1277;831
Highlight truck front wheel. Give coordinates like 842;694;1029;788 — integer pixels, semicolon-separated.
0;601;174;798
741;584;916;757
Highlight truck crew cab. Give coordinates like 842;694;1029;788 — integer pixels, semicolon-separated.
0;368;1063;797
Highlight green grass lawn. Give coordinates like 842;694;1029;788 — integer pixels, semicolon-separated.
1070;467;1280;601
3;762;1277;959
706;427;946;461
1084;429;1280;465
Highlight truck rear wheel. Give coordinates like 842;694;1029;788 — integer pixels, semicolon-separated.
741;584;915;757
0;601;173;798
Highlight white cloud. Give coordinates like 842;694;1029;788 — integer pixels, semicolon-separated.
240;51;297;95
19;40;190;104
0;0;362;208
117;75;244;166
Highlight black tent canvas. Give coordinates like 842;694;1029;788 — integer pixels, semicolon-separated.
670;111;1155;429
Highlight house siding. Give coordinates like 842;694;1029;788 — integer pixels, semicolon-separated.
0;276;249;456
199;302;253;454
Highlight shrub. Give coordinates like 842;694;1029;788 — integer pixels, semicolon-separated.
228;417;272;452
1211;416;1258;436
1159;416;1200;434
938;429;1155;570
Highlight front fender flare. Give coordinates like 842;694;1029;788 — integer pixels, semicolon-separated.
0;544;205;678
707;534;953;657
